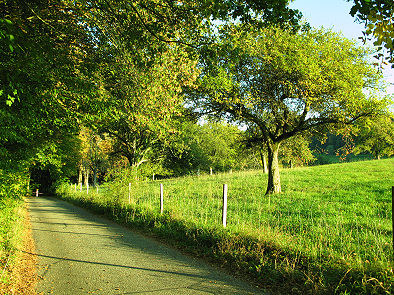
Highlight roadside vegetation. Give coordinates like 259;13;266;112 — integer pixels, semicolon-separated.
0;171;27;293
58;158;394;294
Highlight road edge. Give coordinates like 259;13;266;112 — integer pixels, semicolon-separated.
9;198;38;294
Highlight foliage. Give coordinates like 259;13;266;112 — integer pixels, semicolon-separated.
279;135;315;167
353;113;394;159
162;120;260;175
0;169;26;289
78;127;112;186
92;45;199;168
0;196;23;289
189;24;388;194
349;0;394;67
0;0;98;183
58;158;394;294
0;0;302;188
243;126;315;169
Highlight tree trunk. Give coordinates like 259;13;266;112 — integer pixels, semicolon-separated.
93;168;97;187
78;163;83;186
260;150;268;174
27;169;31;194
266;142;281;195
84;168;90;187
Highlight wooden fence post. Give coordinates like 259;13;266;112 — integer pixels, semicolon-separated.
222;184;228;227
35;189;39;197
160;183;164;214
153;174;155;181
210;167;213;175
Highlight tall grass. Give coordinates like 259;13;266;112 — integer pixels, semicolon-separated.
0;170;26;290
59;158;394;294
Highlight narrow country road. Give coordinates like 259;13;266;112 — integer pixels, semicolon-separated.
28;196;266;294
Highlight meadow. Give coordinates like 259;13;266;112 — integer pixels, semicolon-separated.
59;158;394;294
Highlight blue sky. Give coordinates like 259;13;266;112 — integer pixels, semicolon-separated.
289;0;394;96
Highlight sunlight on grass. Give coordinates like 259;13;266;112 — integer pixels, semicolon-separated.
60;158;394;293
69;159;393;267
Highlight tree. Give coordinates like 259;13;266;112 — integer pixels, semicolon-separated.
189;25;388;194
92;43;199;170
0;0;302;194
83;0;300;172
78;127;112;187
353;113;394;159
279;135;315;168
348;0;394;67
162;120;243;175
243;126;315;170
0;0;97;173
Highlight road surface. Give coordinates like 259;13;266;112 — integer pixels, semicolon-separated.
28;196;266;294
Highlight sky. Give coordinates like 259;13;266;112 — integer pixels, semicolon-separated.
288;0;394;96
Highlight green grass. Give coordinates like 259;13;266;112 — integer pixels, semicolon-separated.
0;197;24;289
0;170;27;291
58;158;394;294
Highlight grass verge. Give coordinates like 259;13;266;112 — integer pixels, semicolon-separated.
0;197;24;294
58;159;394;294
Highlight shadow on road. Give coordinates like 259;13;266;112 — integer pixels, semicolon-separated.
20;250;227;281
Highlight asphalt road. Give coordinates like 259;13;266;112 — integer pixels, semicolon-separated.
28;196;266;294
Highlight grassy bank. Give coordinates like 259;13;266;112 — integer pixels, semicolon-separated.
0;169;29;294
58;158;394;294
0;197;24;292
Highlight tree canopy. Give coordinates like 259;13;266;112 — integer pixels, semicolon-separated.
188;24;389;194
353;113;394;159
1;0;390;197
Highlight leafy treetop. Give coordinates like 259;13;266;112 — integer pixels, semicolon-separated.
349;0;394;67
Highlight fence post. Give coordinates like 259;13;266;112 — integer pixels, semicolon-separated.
210;167;213;175
153;174;155;181
222;184;228;227
160;183;164;214
35;189;39;197
128;183;131;203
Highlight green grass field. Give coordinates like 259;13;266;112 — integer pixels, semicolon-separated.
59;158;394;294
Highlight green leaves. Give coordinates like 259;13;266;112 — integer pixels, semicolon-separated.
348;0;394;67
0;0;302;185
353;114;394;158
193;24;388;142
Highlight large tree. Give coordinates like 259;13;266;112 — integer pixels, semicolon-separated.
83;0;301;170
0;0;302;191
91;43;199;169
0;0;97;171
189;24;389;194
